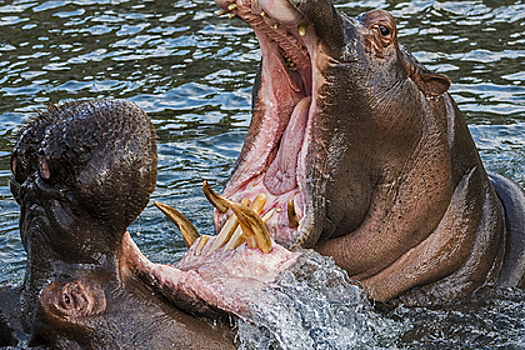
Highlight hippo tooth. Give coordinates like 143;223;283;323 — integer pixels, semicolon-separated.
202;182;271;253
298;23;307;37
224;198;271;252
274;22;280;29
154;201;200;248
223;225;244;252
261;208;275;223
206;214;238;255
250;193;267;216
260;11;266;17
227;3;237;10
287;199;300;228
229;13;236;19
216;9;230;16
203;181;229;213
227;200;272;254
195;235;211;256
206;198;249;255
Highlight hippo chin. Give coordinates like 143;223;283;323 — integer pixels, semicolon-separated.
202;0;525;305
0;100;236;349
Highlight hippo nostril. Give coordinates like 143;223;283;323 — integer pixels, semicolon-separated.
11;154;30;184
38;155;51;180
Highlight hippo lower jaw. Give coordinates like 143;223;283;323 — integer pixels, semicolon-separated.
147;188;302;316
213;0;325;249
125;230;300;316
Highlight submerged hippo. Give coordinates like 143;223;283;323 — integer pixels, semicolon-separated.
186;0;525;305
0;100;235;349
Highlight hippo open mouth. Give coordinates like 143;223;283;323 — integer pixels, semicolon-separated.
138;0;335;316
212;0;325;249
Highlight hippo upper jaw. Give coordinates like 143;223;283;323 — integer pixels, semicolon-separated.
213;0;350;249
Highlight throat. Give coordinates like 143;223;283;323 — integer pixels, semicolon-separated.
264;96;311;195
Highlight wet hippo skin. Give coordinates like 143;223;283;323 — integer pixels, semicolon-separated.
0;100;235;349
211;0;525;305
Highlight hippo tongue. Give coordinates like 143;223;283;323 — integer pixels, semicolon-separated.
264;96;311;196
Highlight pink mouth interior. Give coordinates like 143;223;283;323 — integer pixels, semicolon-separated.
125;232;300;316
215;0;319;247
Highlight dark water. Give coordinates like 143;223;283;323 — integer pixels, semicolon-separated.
0;0;524;348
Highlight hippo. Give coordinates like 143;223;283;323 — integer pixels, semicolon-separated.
183;0;525;306
0;99;236;349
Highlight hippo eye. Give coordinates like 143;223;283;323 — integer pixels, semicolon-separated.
379;25;390;37
64;293;71;305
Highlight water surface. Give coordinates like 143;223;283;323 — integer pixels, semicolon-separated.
0;0;524;348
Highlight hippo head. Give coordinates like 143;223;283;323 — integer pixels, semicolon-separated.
10;100;156;327
205;0;506;304
6;100;235;349
214;0;453;250
11;100;156;261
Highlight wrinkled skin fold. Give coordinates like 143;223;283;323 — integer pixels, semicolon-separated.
211;0;525;304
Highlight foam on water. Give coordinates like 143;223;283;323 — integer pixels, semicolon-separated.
233;250;405;350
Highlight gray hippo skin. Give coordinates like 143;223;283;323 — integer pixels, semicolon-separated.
0;100;235;349
212;0;525;305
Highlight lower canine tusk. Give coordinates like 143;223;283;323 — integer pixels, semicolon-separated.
154;201;200;248
203;181;229;213
228;201;272;254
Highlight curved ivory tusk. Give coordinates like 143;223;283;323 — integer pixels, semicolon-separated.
154;201;200;248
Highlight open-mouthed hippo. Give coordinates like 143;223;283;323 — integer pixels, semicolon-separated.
0;100;236;349
182;0;525;305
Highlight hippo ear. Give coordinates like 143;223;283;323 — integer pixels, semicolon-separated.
39;279;106;323
402;49;451;97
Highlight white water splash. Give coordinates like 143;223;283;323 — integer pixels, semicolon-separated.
233;250;406;350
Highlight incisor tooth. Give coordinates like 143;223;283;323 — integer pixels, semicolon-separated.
223;226;244;251
229;13;236;19
207;198;249;255
216;9;230;16
298;23;307;37
250;193;267;215
287;199;300;228
195;235;210;256
154;201;200;248
203;181;229;213
261;208;275;223
227;3;237;10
